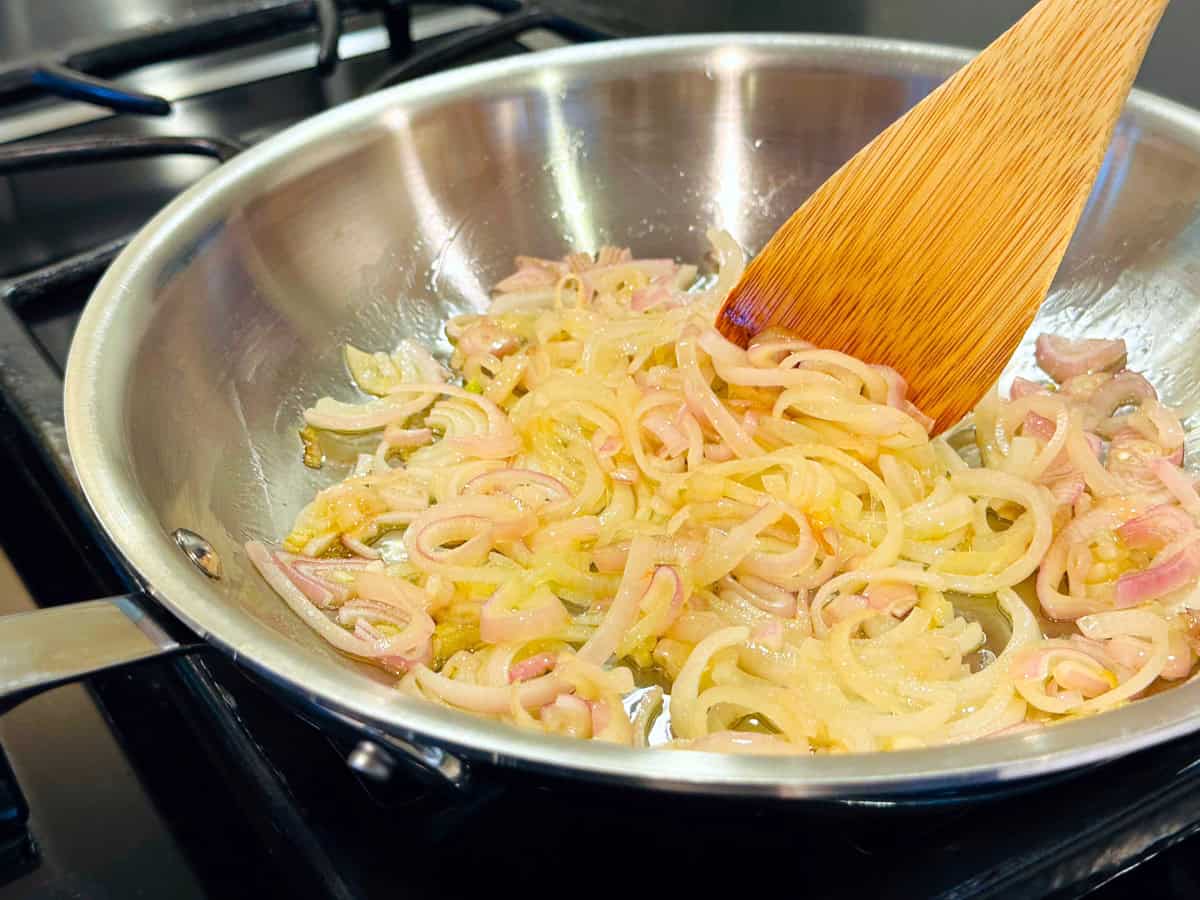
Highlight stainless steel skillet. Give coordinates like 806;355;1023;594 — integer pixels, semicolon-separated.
9;34;1200;800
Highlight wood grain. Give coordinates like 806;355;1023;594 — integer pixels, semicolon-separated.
716;0;1169;434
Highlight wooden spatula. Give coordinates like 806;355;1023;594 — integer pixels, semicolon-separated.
716;0;1169;434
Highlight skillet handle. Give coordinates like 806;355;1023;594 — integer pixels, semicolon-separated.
0;593;193;712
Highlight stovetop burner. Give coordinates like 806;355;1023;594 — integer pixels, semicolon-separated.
3;2;1200;898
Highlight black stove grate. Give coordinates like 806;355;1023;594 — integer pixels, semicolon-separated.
0;0;615;118
0;0;615;317
365;3;612;90
0;0;373;115
0;136;244;310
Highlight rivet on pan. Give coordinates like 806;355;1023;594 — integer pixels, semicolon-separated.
347;740;394;781
173;528;223;579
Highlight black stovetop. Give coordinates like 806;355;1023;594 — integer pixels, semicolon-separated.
4;3;1200;898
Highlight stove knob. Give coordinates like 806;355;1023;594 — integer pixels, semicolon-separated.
346;740;394;781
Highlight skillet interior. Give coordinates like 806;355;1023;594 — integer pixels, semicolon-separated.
64;35;1200;798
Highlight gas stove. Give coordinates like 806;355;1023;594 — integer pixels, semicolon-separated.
3;2;1200;898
